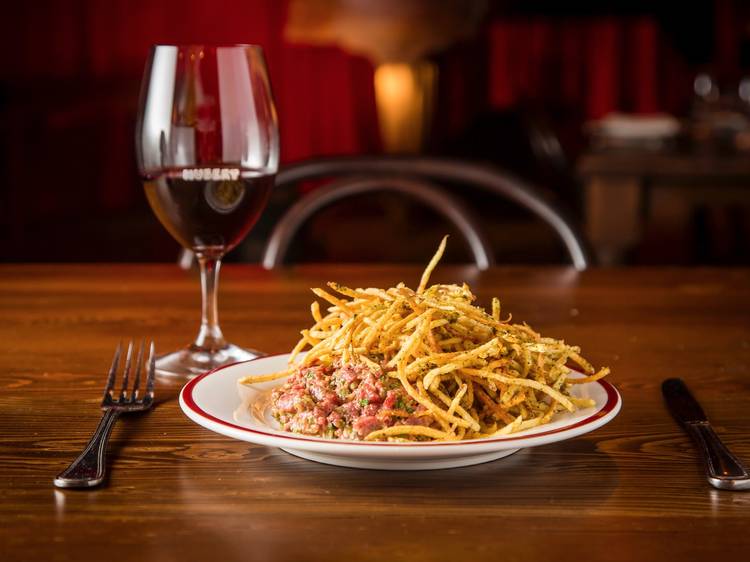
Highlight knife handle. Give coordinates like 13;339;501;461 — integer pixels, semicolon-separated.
684;422;750;491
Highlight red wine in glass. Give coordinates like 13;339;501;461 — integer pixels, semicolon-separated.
136;44;279;378
143;166;274;254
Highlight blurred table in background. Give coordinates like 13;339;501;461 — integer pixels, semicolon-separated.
578;150;750;265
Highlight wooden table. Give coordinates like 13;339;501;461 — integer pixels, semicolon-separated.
2;264;749;561
577;151;750;265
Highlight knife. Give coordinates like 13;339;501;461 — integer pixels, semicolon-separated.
662;378;750;491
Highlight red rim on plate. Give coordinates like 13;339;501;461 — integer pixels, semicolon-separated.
180;354;621;447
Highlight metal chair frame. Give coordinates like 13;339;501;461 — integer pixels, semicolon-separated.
262;157;591;270
262;176;494;270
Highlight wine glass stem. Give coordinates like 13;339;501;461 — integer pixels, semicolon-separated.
194;254;227;351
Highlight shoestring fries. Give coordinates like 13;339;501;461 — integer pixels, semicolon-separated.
239;236;610;441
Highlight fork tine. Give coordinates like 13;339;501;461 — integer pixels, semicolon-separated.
119;341;134;401
102;342;122;402
145;340;156;399
130;339;145;402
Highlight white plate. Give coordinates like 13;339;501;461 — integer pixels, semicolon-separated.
179;353;621;470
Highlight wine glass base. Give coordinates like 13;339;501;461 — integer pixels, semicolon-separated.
155;343;264;379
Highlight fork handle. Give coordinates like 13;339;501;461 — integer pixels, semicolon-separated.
54;409;120;488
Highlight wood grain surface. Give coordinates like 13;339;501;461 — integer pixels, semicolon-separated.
1;264;749;562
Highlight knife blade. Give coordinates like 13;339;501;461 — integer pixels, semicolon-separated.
662;378;708;424
662;378;750;491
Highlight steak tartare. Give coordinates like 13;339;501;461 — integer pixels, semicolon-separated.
270;362;434;440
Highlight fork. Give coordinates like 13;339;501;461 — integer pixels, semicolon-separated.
54;340;156;488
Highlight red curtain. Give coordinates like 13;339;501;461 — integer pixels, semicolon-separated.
3;3;700;154
487;17;690;120
1;0;380;216
0;1;715;222
1;0;380;163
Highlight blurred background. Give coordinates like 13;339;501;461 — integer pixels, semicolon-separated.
2;0;750;266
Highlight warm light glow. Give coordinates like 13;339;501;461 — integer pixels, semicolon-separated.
373;62;436;153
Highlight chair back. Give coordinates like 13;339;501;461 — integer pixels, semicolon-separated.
262;157;591;270
262;175;494;269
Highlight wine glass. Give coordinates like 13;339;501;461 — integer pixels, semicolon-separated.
135;44;279;378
